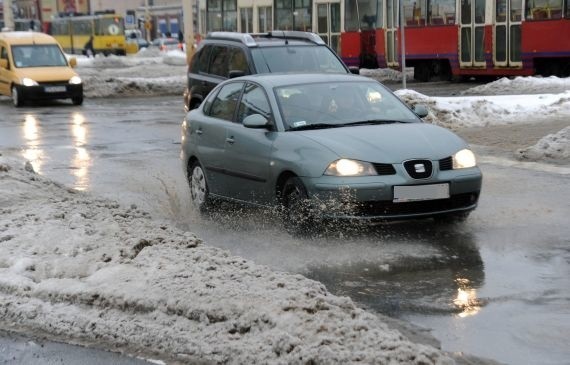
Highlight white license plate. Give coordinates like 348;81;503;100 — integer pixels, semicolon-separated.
44;86;66;93
393;183;450;203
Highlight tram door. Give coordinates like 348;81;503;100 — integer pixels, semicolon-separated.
459;0;487;67
315;1;341;53
494;0;522;67
385;0;399;67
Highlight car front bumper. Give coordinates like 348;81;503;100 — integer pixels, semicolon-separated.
300;168;482;220
17;84;83;101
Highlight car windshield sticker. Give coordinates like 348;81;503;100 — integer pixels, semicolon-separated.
108;24;120;35
293;121;307;128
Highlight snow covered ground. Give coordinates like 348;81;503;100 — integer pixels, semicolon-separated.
0;51;567;363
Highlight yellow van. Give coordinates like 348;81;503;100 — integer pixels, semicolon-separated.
0;31;83;107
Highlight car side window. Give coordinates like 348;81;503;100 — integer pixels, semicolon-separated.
209;45;229;78
228;47;248;74
208;82;244;121
237;83;272;125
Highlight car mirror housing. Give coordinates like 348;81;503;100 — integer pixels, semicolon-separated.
412;104;429;118
243;114;269;128
69;57;77;68
349;66;360;74
0;59;7;69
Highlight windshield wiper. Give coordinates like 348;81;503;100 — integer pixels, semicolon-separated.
342;120;406;126
288;123;341;131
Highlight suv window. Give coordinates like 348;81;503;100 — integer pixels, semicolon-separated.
209;45;229;77
228;47;248;74
194;45;211;73
250;45;347;73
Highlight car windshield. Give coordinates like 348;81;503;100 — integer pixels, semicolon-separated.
275;81;420;130
11;45;67;68
251;45;347;74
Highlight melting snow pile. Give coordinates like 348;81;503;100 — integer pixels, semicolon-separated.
517;126;570;161
395;89;570;129
0;154;455;364
461;76;570;96
74;50;187;98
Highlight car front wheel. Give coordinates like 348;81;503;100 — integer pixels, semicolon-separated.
188;161;211;214
281;177;315;236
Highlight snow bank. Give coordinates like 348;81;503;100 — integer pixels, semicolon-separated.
517;126;570;161
0;154;454;364
462;76;570;96
360;67;413;83
396;89;570;129
73;51;187;98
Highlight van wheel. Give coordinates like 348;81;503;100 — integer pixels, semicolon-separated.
12;86;23;107
72;96;84;105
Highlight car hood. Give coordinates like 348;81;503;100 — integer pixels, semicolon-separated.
297;123;468;163
14;67;77;82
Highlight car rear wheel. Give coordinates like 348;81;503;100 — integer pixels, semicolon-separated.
11;86;23;107
188;161;212;214
281;177;315;236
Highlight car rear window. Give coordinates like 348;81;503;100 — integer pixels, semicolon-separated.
251;45;347;74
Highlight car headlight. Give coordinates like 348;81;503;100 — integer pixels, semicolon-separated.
452;149;477;169
325;159;377;176
22;78;38;87
69;76;82;85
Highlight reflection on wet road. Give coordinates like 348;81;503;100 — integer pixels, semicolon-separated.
1;97;569;365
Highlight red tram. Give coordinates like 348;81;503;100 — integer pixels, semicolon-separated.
340;0;570;80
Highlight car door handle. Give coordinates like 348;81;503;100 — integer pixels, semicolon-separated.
225;137;235;144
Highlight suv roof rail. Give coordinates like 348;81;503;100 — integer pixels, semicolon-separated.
206;30;325;46
206;32;257;46
259;31;325;45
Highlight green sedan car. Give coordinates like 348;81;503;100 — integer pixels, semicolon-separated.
181;74;482;234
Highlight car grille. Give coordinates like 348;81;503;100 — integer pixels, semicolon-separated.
372;163;396;175
37;81;67;86
439;156;453;171
354;192;479;217
403;159;432;179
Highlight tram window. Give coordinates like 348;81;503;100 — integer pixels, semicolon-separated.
403;0;427;26
525;0;563;20
72;20;93;35
345;0;359;31
496;0;507;22
429;0;456;25
510;0;523;21
51;21;69;35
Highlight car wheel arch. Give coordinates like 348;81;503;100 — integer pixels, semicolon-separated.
275;170;300;203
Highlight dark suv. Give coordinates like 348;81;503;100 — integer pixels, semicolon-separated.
183;31;355;111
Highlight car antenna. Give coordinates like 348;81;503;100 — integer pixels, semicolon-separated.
282;31;288;45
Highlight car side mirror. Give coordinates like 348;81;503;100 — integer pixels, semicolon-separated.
228;70;245;79
0;59;7;69
412;104;429;118
69;57;77;68
349;66;360;75
243;114;269;129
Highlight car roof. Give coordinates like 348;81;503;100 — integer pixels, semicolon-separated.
233;73;376;88
0;31;59;45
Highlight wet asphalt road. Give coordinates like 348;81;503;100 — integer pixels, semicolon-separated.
0;89;569;365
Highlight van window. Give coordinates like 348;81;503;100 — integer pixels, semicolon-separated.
12;45;67;68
